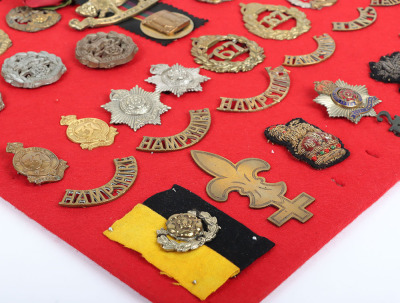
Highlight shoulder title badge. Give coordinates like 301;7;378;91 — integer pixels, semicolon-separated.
60;115;118;150
332;7;377;31
265;118;350;169
60;156;137;207
157;211;219;252
191;34;265;73
6;6;61;32
240;3;311;40
191;150;315;227
283;34;336;67
76;31;138;69
137;109;211;152
370;0;400;6
6;142;68;184
101;85;170;131
145;64;210;97
218;66;290;112
314;80;381;123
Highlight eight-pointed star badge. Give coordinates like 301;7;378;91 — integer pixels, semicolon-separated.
101;86;171;131
145;64;210;97
313;79;381;124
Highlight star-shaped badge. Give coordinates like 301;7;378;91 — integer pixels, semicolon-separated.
145;64;210;97
101;86;171;131
313;79;381;124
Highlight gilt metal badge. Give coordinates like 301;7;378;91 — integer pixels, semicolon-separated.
265;118;350;169
60;115;118;150
191;150;315;227
6;6;61;32
101;86;171;131
6;142;68;185
70;0;158;31
140;10;194;40
76;31;138;69
286;0;337;9
240;3;311;40
191;34;265;73
369;52;400;85
145;64;210;97
1;51;66;89
0;30;12;56
157;211;219;252
314;80;381;123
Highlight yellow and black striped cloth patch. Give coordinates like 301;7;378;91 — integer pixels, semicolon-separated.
104;185;274;300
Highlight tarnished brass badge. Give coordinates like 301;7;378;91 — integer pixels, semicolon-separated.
314;80;381;123
0;30;12;56
157;211;219;252
286;0;337;9
1;51;66;89
191;34;265;73
265;118;350;169
101;86;171;131
59;156;137;207
137;109;211;152
283;34;336;67
218;66;290;112
145;64;210;97
140;10;194;40
6;6;61;32
191;150;315;227
76;31;138;69
0;93;5;112
70;0;158;31
60;115;118;150
370;0;400;6
240;3;311;40
332;7;377;31
6;143;68;185
377;111;400;136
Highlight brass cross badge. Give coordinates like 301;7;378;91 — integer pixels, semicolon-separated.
191;150;315;227
240;3;311;40
6;143;68;185
60;115;118;150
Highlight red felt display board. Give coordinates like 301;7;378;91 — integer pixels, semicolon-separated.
0;0;399;302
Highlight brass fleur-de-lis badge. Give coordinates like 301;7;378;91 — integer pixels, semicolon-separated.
60;115;118;150
191;150;315;227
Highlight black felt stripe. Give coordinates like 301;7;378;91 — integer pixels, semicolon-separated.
143;185;275;271
74;0;208;46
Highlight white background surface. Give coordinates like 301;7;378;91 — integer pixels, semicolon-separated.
0;182;400;303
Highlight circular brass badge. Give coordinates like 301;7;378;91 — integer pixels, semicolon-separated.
6;142;68;184
240;3;311;40
76;31;138;69
6;6;61;32
191;34;265;73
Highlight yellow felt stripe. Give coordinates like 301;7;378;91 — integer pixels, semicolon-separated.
104;204;240;300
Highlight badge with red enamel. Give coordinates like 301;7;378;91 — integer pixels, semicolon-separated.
265;118;350;169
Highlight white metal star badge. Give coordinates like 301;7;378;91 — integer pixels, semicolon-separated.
145;64;210;97
101;85;171;131
313;80;381;124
